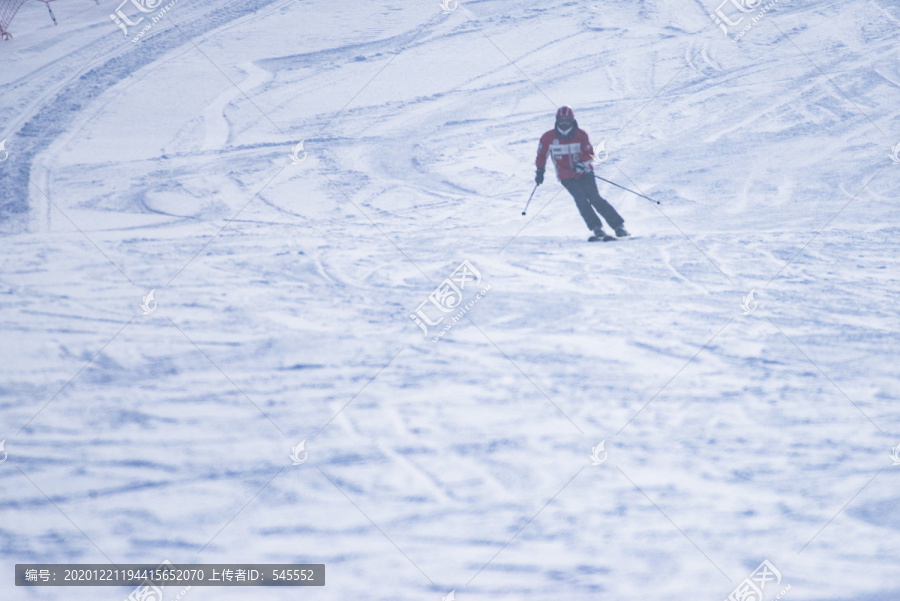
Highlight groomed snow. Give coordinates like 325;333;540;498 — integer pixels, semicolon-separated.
1;1;899;599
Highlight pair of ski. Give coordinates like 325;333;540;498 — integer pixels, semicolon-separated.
588;232;633;242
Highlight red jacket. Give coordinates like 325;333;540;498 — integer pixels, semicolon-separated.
536;128;593;181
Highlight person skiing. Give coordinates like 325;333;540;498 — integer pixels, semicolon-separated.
535;106;629;241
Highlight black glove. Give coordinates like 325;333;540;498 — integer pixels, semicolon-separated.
574;161;590;174
535;168;544;185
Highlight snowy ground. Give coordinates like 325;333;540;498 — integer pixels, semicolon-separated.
1;0;899;599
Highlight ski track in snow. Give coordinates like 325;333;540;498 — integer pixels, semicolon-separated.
1;1;899;600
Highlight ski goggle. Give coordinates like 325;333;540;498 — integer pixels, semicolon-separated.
556;116;575;129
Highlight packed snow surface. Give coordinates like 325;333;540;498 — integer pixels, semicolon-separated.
1;0;899;599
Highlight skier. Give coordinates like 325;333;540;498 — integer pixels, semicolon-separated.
535;106;629;241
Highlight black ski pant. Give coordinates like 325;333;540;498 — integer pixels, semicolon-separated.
562;174;624;231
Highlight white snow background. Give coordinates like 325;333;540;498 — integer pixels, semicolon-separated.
1;0;899;599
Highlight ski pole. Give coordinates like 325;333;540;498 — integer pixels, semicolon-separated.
521;184;538;215
594;174;661;205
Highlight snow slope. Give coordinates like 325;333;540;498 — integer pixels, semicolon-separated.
1;0;899;599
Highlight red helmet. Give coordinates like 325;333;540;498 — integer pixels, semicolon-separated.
555;106;576;136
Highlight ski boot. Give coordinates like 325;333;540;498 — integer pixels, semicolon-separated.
588;226;615;242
